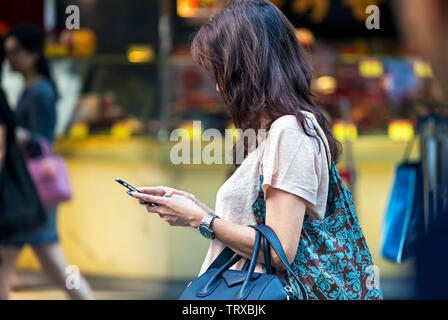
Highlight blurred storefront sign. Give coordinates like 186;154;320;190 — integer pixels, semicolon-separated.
271;0;396;37
175;0;395;38
274;0;385;24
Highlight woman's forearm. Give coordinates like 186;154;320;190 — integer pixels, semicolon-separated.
205;187;306;270
211;217;269;266
195;198;214;215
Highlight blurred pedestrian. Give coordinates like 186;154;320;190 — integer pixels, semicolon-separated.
0;34;48;298
0;24;93;300
394;0;448;299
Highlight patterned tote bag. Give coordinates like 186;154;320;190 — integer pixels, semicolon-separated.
251;122;383;300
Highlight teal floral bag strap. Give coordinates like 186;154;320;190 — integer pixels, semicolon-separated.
251;119;383;300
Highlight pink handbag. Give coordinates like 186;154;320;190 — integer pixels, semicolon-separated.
26;137;72;209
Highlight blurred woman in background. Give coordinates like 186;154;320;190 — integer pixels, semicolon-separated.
0;24;93;300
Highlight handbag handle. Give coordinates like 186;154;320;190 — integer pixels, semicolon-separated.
37;136;52;156
263;235;273;274
401;136;418;163
241;236;272;273
236;230;263;299
311;121;332;172
203;225;308;300
199;231;263;297
250;225;308;300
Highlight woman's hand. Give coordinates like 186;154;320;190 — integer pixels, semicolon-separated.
127;190;207;228
135;186;214;216
135;186;196;202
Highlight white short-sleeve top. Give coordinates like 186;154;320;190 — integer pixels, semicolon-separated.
199;111;332;275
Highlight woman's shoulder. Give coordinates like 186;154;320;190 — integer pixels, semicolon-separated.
29;79;56;100
265;111;330;163
268;113;316;141
270;114;299;129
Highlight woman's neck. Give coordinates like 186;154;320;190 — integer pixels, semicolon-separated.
23;70;43;89
261;114;272;130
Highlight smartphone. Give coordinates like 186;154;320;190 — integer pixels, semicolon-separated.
115;178;157;206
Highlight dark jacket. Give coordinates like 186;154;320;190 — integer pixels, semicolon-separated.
0;88;46;240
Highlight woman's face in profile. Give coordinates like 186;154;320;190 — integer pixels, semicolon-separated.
4;36;37;74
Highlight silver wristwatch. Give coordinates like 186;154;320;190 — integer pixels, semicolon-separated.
198;212;219;239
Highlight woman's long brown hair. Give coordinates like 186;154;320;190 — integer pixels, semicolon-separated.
191;0;342;167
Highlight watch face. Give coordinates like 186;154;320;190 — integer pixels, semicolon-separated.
199;226;212;239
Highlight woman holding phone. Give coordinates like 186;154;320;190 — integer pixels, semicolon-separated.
128;0;354;299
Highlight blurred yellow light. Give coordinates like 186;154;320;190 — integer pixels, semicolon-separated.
111;122;132;139
388;120;414;141
44;43;69;58
177;0;195;17
69;123;89;139
177;0;218;18
414;60;433;78
72;29;97;57
180;122;203;140
314;76;337;95
226;123;240;139
127;45;154;63
359;59;384;78
295;28;315;46
333;121;358;141
59;29;97;57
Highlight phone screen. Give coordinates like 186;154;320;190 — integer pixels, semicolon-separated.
115;178;139;193
115;178;157;206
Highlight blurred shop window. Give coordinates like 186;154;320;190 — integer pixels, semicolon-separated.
168;63;229;132
69;64;157;135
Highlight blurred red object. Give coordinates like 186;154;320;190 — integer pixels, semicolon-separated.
338;168;352;182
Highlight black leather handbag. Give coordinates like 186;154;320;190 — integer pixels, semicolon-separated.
179;225;308;300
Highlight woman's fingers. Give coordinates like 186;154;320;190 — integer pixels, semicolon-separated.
135;187;191;201
128;191;167;207
145;204;160;213
136;187;169;196
164;190;176;197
